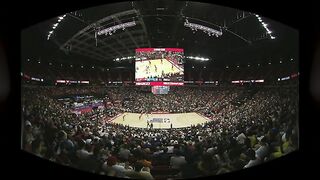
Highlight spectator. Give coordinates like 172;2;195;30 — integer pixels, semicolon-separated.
197;152;218;176
125;161;154;180
76;139;93;159
243;149;262;168
170;149;187;170
21;85;298;178
104;155;127;178
255;137;269;161
118;144;132;161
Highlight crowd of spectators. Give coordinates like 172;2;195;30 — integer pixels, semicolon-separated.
22;85;298;179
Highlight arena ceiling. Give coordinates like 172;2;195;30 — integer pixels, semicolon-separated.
21;0;298;69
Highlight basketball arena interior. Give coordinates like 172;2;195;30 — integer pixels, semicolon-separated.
21;1;299;179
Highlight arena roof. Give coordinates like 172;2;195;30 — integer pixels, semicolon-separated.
21;1;298;69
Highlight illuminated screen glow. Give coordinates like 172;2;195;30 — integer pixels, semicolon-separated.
151;86;170;94
135;48;184;85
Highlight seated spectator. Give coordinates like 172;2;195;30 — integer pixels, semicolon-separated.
103;155;127;178
236;132;247;145
170;149;187;170
24;121;34;153
255;137;269;161
243;148;262;168
179;155;201;179
118;144;132;161
125;161;154;180
155;147;170;166
197;152;218;176
76;139;93;159
282;132;298;155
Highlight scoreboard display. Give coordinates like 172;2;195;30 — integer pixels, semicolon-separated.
135;48;184;86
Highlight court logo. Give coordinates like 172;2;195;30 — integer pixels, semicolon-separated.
149;118;170;123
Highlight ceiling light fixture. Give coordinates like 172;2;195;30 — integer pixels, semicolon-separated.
113;55;135;62
255;14;275;40
47;14;67;40
98;21;136;36
184;19;222;37
186;56;209;61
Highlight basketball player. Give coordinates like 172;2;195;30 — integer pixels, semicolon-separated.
139;112;143;120
171;64;174;70
123;114;126;122
154;65;157;72
161;58;163;64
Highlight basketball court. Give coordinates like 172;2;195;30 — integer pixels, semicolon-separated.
111;112;210;129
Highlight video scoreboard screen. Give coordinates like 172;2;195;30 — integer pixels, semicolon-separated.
135;48;184;86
